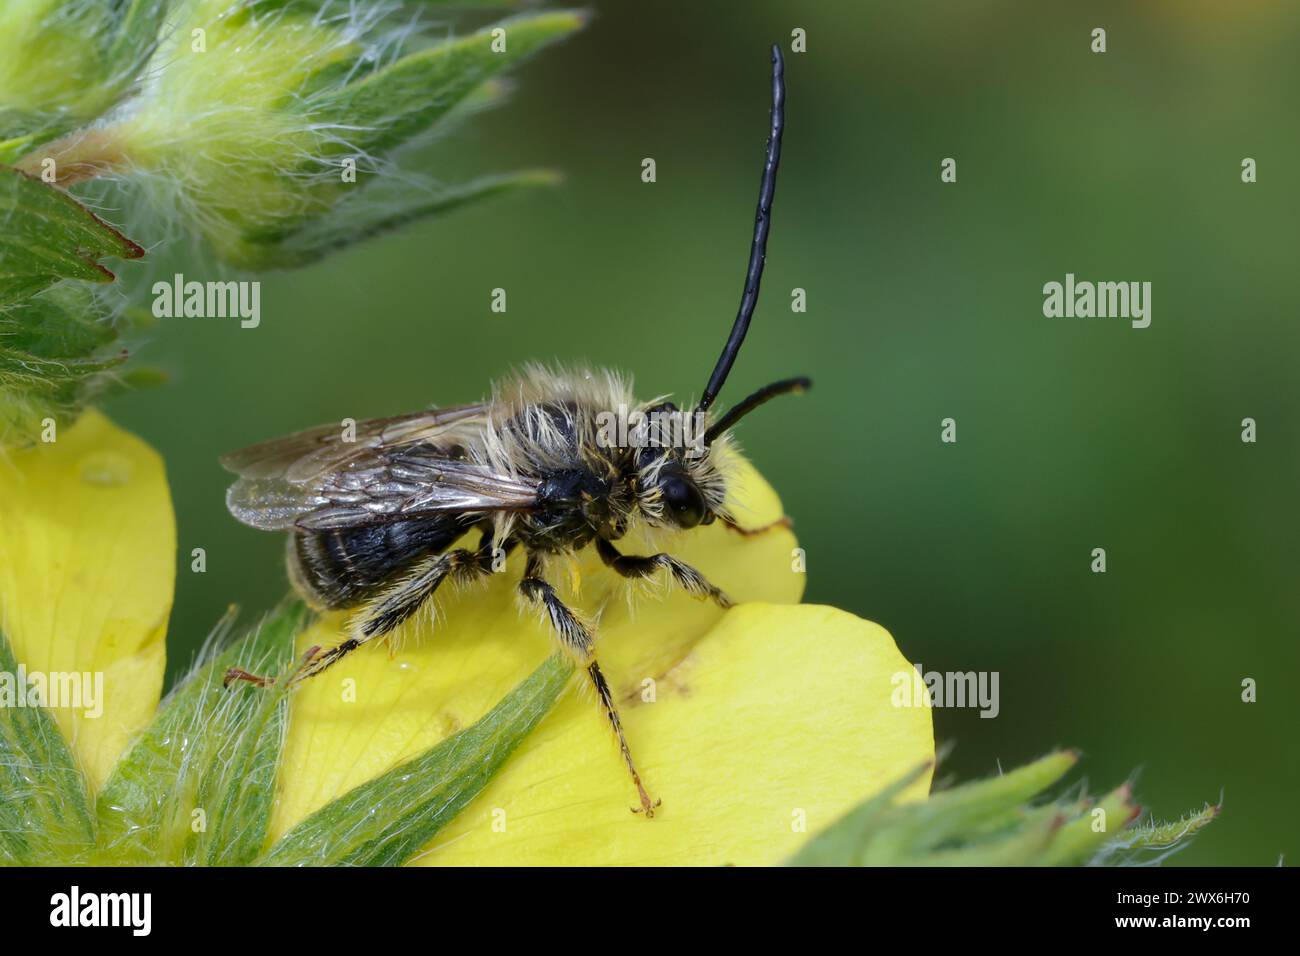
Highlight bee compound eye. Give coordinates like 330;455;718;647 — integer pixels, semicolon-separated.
662;476;706;529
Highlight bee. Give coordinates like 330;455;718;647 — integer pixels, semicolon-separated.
221;45;807;817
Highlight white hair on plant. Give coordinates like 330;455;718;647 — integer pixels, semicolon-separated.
0;2;582;447
8;1;583;269
58;1;437;261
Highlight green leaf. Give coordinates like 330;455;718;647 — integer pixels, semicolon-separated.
400;1;532;6
0;628;96;864
0;129;64;167
0;167;143;307
248;169;560;268
0;2;170;159
921;802;1069;866
308;11;586;159
784;759;930;866
259;652;575;867
0;285;116;360
1091;800;1222;865
104;1;172;75
0;285;129;446
786;751;1189;867
1040;785;1139;866
95;602;307;866
0;168;146;444
866;750;1083;859
267;0;529;11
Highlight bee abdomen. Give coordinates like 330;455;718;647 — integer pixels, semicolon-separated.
288;515;474;610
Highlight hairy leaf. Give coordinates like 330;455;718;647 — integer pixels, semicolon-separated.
250;170;560;267
0;1;171;159
1091;800;1222;866
95;602;307;865
259;652;574;866
0;167;142;306
0;285;130;446
0;629;96;864
309;11;585;159
787;751;1202;867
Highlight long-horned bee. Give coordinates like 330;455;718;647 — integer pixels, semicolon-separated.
221;46;807;817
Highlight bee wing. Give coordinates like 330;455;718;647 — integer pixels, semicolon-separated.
223;405;540;531
220;404;490;483
225;444;540;531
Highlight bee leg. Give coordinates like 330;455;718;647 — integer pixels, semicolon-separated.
223;546;494;690
224;643;323;689
518;554;660;818
224;631;378;689
352;545;495;645
595;538;732;609
721;515;792;537
587;659;661;818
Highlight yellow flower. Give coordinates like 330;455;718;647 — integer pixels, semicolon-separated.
0;412;931;864
269;458;933;865
0;409;174;792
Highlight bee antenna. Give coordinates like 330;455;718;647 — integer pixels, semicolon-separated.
704;376;810;444
696;43;785;414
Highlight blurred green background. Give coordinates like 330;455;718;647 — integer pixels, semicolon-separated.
105;0;1298;865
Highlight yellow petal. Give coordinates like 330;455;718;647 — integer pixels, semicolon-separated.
0;410;175;792
419;604;933;866
270;455;803;840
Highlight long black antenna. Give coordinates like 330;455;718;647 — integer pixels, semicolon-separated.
704;376;810;444
696;43;785;413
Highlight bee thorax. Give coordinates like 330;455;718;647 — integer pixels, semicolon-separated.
522;468;630;550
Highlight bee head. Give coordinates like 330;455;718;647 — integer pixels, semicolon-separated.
649;463;712;529
631;409;727;530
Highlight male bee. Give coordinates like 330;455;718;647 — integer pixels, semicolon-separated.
221;45;807;817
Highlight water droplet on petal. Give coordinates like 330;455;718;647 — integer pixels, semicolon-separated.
79;451;132;486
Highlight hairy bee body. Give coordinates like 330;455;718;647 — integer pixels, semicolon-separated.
283;365;732;612
490;367;732;544
222;46;800;817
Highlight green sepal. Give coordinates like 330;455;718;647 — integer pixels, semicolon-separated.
788;751;1211;867
244;169;560;268
94;602;308;866
306;11;585;160
258;652;574;867
0;628;97;864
